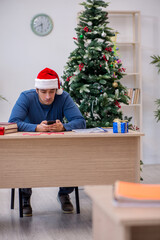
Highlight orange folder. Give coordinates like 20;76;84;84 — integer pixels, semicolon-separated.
114;181;160;202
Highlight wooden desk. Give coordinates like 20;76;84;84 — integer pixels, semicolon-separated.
85;185;160;240
0;131;144;189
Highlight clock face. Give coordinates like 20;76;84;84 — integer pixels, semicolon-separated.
31;14;53;36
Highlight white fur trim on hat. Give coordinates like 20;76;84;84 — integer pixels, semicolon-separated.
35;79;58;89
56;88;63;95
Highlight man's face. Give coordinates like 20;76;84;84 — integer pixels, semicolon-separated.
36;89;56;105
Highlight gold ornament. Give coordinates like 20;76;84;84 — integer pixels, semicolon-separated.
112;82;118;88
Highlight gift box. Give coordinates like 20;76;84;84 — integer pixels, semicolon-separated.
0;127;5;135
113;119;128;133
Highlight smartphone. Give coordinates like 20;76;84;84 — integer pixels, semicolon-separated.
47;120;56;125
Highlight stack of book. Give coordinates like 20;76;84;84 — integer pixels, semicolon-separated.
0;122;18;135
113;181;160;207
127;88;140;104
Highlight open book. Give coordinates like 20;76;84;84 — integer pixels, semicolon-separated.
72;127;108;133
113;181;160;207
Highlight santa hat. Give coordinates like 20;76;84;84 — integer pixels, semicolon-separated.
35;68;63;95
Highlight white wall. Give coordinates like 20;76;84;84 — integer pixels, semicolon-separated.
0;0;160;164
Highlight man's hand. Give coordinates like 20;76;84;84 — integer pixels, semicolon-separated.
48;119;65;132
36;120;50;132
36;120;65;132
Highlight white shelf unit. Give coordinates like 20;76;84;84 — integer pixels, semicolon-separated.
108;11;142;131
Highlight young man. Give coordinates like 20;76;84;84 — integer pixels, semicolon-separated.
9;67;86;217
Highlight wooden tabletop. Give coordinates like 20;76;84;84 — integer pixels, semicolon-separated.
0;130;144;139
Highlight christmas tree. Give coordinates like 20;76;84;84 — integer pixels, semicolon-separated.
62;0;129;127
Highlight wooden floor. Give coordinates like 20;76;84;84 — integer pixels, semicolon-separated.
0;164;160;240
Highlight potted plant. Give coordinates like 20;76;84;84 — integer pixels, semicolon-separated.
151;55;160;122
0;95;7;101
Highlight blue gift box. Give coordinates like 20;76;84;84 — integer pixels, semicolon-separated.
113;121;128;133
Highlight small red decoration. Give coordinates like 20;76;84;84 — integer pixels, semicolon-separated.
114;100;121;108
79;63;84;71
66;76;72;82
105;47;112;52
103;55;108;62
130;125;139;131
118;68;126;73
73;37;78;40
84;27;89;32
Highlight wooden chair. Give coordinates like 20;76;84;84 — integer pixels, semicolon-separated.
11;187;80;218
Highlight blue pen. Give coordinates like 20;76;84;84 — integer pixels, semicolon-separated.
98;127;108;132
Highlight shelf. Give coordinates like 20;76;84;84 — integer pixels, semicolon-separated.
121;73;140;77
109;11;141;129
109;10;142;159
108;11;140;15
117;42;140;45
121;104;141;107
125;73;140;76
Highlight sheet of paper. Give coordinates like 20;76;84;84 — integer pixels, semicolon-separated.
72;127;108;133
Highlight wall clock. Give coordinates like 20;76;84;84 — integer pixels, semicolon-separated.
31;14;53;36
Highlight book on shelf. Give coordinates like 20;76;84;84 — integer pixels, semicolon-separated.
0;122;18;135
113;181;160;207
133;88;137;104
127;88;140;104
131;88;136;104
136;88;140;104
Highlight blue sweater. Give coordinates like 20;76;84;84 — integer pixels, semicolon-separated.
9;89;86;132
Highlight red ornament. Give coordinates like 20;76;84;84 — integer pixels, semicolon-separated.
114;100;121;108
66;76;72;82
105;47;112;52
73;37;78;40
118;68;126;73
84;27;89;32
79;63;84;71
103;55;108;62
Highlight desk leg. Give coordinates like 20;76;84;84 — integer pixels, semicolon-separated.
93;202;130;240
75;187;80;214
19;189;23;218
11;188;15;209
